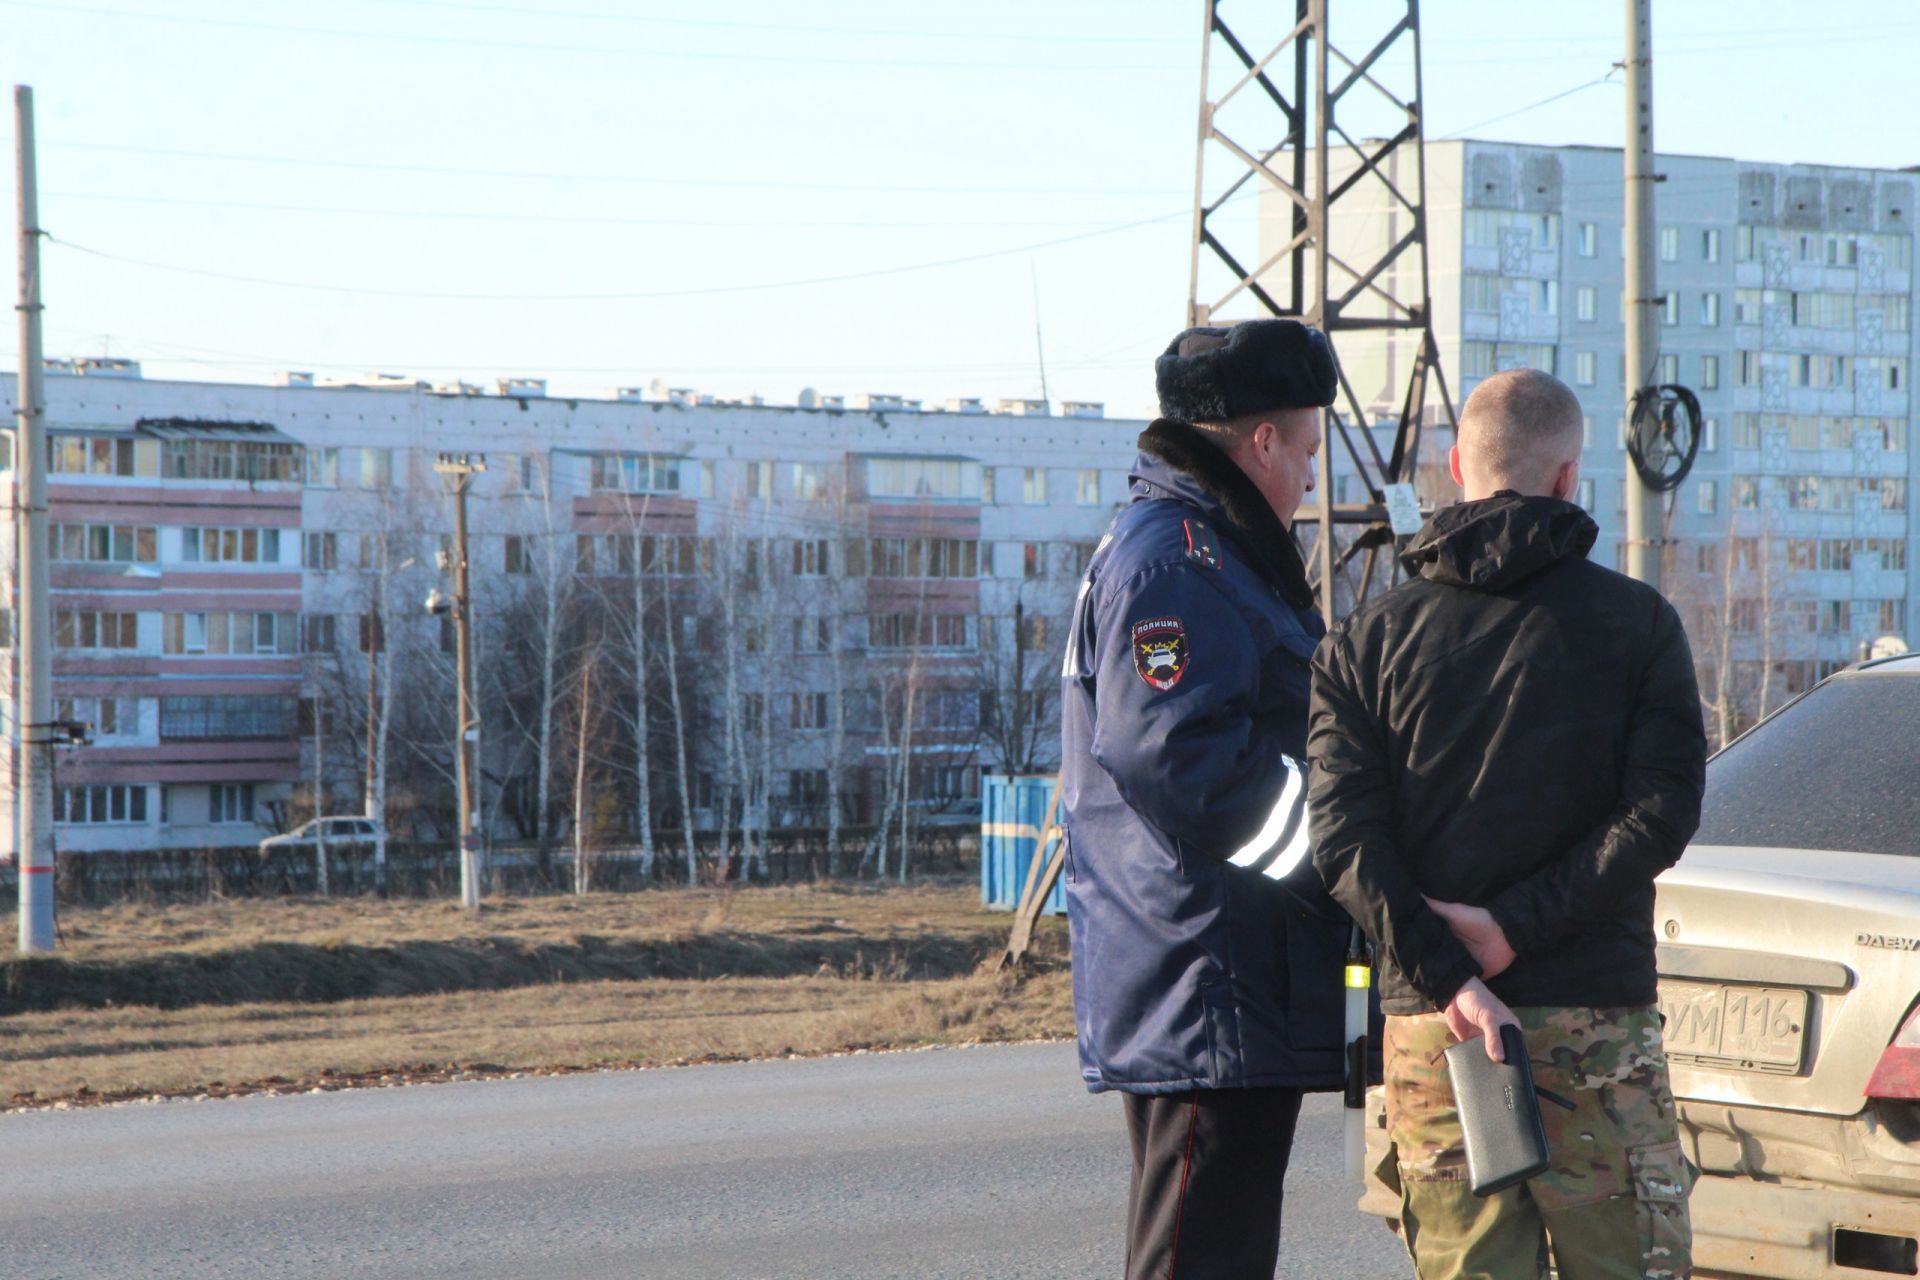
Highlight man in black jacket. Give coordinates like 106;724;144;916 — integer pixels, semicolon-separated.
1308;367;1706;1279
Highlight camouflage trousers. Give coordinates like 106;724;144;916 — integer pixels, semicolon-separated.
1382;1005;1692;1280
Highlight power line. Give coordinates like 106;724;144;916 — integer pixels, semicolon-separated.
44;209;1187;302
0;1;1189;72
42;140;1187;199
1437;69;1623;140
26;190;1141;231
363;0;1175;46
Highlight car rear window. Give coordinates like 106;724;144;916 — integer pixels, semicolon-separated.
1697;674;1920;857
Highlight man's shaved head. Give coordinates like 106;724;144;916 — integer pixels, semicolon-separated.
1454;368;1585;499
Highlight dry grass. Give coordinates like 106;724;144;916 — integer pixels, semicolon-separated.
0;885;1074;1107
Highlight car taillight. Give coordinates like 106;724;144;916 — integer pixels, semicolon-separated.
1866;1003;1920;1100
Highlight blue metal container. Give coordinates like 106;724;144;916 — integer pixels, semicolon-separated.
980;774;1066;915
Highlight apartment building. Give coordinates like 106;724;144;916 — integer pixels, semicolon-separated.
1308;139;1915;701
0;365;1141;854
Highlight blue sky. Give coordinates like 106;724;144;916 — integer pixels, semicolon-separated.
4;0;1915;419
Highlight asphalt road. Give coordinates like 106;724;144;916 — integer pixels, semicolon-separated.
0;1042;1411;1280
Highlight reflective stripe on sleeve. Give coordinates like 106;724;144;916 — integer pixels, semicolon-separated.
1225;757;1311;878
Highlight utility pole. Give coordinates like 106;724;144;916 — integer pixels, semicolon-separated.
14;85;54;954
1623;0;1663;589
434;453;486;911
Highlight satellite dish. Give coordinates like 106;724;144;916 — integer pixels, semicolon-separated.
1867;634;1910;660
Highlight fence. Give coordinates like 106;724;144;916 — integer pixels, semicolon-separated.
0;826;978;908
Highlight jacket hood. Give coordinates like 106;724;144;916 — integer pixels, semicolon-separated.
1131;418;1317;613
1401;491;1598;591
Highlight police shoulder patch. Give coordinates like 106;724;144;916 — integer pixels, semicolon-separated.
1182;519;1222;570
1130;615;1190;691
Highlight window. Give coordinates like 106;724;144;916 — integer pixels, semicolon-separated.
1577;222;1597;257
359;612;384;654
743;461;768;499
304;446;339;487
1696;480;1718;515
1023;542;1044;579
1701;418;1719;452
501;452;539;494
1733;289;1762;325
162;438;299;481
161;697;296;741
1701;228;1721;263
863;456;981;500
867;614;971;651
51;524;157;564
981;467;997;505
1659;227;1679;262
1019;614;1050;652
1731;476;1760;509
55;611;138;651
48;435;135;477
1461;274;1502;314
1575;286;1596;323
303;614;337;653
163;611;299;656
1022;468;1047;505
1076;469;1100;505
360;447;391;490
504;535;530;575
1699;355;1720;391
1574;352;1596;386
791;539;830;577
1696;544;1717;575
787;769;828;807
1735;351;1761;387
792;616;831;654
1532;280;1558;316
1581;415;1594;448
790;462;831;501
54;784;147;825
1661;292;1680;327
56;696;125;738
1791;292;1856;330
863;538;980;579
1699;292;1720;327
1577;479;1595;511
183;527;283;565
302;532;336;571
1658;354;1679;384
790;692;830;730
590;453;682;494
210;783;257;824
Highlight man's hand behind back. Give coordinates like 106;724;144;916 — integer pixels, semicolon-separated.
1425;897;1517;979
1444;977;1521;1061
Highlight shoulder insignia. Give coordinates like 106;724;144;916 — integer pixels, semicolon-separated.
1131;616;1189;691
1182;518;1222;570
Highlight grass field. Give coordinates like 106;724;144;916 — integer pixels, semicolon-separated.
0;883;1072;1109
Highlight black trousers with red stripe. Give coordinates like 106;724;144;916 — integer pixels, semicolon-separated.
1122;1086;1305;1280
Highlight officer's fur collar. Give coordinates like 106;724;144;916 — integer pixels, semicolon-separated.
1137;418;1316;613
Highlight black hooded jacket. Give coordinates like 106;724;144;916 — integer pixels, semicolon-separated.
1307;492;1707;1015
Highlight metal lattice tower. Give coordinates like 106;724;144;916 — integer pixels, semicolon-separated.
1186;0;1458;619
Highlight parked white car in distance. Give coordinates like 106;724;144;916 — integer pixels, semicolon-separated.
258;817;384;854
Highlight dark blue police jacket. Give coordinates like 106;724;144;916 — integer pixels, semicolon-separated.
1060;430;1350;1095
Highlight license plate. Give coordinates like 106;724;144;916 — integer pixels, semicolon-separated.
1658;980;1809;1074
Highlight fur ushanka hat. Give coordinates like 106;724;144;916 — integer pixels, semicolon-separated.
1153;319;1337;423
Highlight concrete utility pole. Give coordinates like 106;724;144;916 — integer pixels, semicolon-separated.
14;85;55;954
434;453;486;911
1623;0;1663;589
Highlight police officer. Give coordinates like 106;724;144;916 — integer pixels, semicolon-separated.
1061;320;1352;1280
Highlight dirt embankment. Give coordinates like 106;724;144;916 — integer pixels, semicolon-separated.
0;885;1073;1110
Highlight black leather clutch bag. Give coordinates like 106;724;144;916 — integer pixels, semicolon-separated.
1443;1024;1551;1196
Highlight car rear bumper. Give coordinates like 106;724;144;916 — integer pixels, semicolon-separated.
1692;1173;1920;1279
